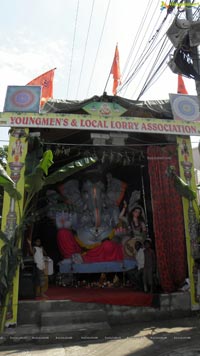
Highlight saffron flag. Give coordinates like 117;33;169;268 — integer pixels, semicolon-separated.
177;74;188;94
27;68;56;107
111;45;121;95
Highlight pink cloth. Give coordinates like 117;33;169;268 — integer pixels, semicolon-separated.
57;229;81;258
57;229;124;262
83;240;124;263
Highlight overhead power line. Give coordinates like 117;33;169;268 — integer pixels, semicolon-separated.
137;43;173;99
118;32;168;95
143;62;168;92
76;0;96;99
118;3;176;98
121;0;155;79
66;0;80;98
136;35;171;98
86;0;111;97
120;0;162;91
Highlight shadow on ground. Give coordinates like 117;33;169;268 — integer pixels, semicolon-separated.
0;315;200;356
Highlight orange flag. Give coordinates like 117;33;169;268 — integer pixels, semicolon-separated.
177;74;188;94
27;68;56;107
111;45;121;95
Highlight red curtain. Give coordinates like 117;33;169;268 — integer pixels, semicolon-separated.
147;145;187;292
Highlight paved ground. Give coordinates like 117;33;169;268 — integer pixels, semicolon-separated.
0;315;200;355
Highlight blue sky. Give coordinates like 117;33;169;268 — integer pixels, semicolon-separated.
0;0;199;146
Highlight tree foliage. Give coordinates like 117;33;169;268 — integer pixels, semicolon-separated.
0;145;8;169
0;147;96;331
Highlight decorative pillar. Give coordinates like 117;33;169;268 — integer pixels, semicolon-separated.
177;136;200;310
0;128;28;326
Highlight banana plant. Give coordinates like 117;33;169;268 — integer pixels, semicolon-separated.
0;149;97;331
166;165;196;201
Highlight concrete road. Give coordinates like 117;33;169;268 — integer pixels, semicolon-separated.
0;316;200;356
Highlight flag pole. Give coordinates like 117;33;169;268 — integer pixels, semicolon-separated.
103;61;114;95
103;43;119;95
103;74;111;95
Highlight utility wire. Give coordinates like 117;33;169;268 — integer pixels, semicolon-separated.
103;43;117;94
137;50;172;99
66;0;80;98
141;62;168;93
191;5;200;20
86;0;111;97
137;44;173;99
121;0;154;79
76;0;95;99
119;20;175;96
130;59;167;99
138;41;172;97
121;0;162;87
136;3;198;98
119;17;171;94
119;2;175;97
135;49;171;99
118;32;167;95
42;141;178;147
122;1;159;82
136;36;171;99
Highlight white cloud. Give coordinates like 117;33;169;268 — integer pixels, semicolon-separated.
0;33;68;110
0;32;69;143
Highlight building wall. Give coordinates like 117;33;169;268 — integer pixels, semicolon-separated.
192;147;200;171
192;147;200;205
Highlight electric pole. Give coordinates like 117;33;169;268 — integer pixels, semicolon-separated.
185;0;200;102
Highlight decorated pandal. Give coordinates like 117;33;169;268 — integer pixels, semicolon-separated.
48;174;146;244
46;173;149;289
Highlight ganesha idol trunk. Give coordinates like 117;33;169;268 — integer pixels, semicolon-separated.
75;178;121;247
77;185;113;246
48;174;126;249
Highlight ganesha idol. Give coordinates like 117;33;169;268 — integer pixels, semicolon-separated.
46;173;127;251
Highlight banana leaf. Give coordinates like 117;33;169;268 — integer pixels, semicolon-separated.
25;168;45;193
2;183;22;200
25;150;54;193
38;150;54;175
174;175;196;200
0;231;9;244
0;163;14;185
44;156;97;186
167;165;196;200
0;275;7;288
0;163;21;200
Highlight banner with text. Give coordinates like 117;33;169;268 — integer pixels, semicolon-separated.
0;112;200;136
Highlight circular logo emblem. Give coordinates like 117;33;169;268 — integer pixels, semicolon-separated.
173;96;199;121
11;89;35;108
